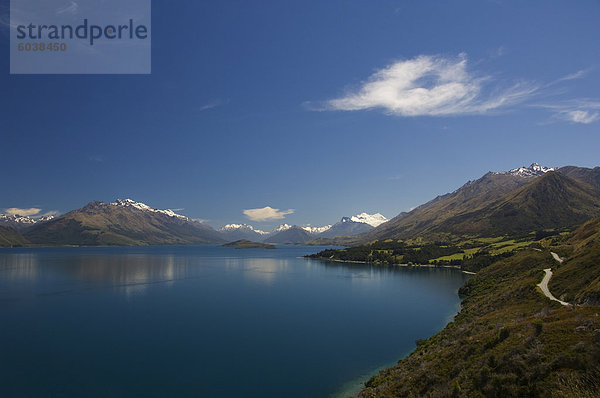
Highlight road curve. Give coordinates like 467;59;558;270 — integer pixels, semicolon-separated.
550;252;564;264
537;268;569;306
536;252;569;306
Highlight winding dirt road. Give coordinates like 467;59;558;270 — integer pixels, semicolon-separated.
537;268;569;306
550;252;564;264
536;251;569;306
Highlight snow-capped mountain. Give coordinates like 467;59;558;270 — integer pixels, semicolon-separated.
25;199;224;246
219;223;270;242
317;217;374;238
350;212;388;227
110;199;190;220
263;225;313;244
273;224;293;233
0;214;55;231
302;225;332;234
504;163;555;178
219;224;268;235
262;213;388;242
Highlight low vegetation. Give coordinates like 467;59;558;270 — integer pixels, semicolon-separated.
222;239;275;249
357;217;600;397
307;229;568;272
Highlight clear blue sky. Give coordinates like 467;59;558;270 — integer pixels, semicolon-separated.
1;0;600;230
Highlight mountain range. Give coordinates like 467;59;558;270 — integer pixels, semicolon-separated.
2;163;599;247
325;163;600;245
0;214;55;231
22;199;225;246
0;199;388;247
217;212;388;244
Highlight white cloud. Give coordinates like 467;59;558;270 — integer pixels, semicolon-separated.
3;208;60;218
243;206;294;222
4;207;41;217
322;54;537;117
565;110;599;124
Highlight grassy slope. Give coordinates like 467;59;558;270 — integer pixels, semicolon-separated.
451;172;600;236
25;210;147;245
361;171;600;244
546;217;600;305
558;166;600;194
0;226;29;247
368;173;534;241
359;219;600;398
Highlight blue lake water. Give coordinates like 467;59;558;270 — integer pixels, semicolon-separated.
0;245;469;397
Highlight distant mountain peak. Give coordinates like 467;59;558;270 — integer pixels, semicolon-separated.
503;163;556;178
0;213;55;231
26;199;224;246
350;212;388;227
263;224;313;244
274;224;293;232
302;224;332;234
219;223;268;235
109;198;189;220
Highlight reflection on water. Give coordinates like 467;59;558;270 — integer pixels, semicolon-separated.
0;245;470;398
0;253;39;280
0;249;466;299
225;257;290;284
0;251;198;297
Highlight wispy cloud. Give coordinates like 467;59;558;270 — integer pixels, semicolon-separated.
199;99;230;112
535;99;600;124
489;46;507;59
317;54;537;117
0;3;15;32
56;1;79;15
4;207;42;217
243;206;294;222
552;69;591;84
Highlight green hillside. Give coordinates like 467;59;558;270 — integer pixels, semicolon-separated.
366;171;600;241
359;218;600;398
439;172;600;236
544;217;600;306
0;226;29;247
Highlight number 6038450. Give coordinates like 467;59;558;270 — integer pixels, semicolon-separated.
17;42;67;51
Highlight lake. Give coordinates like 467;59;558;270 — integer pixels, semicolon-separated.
0;245;469;397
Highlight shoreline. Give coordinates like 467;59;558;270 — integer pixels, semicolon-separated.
308;255;474;397
304;256;477;275
328;361;401;398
